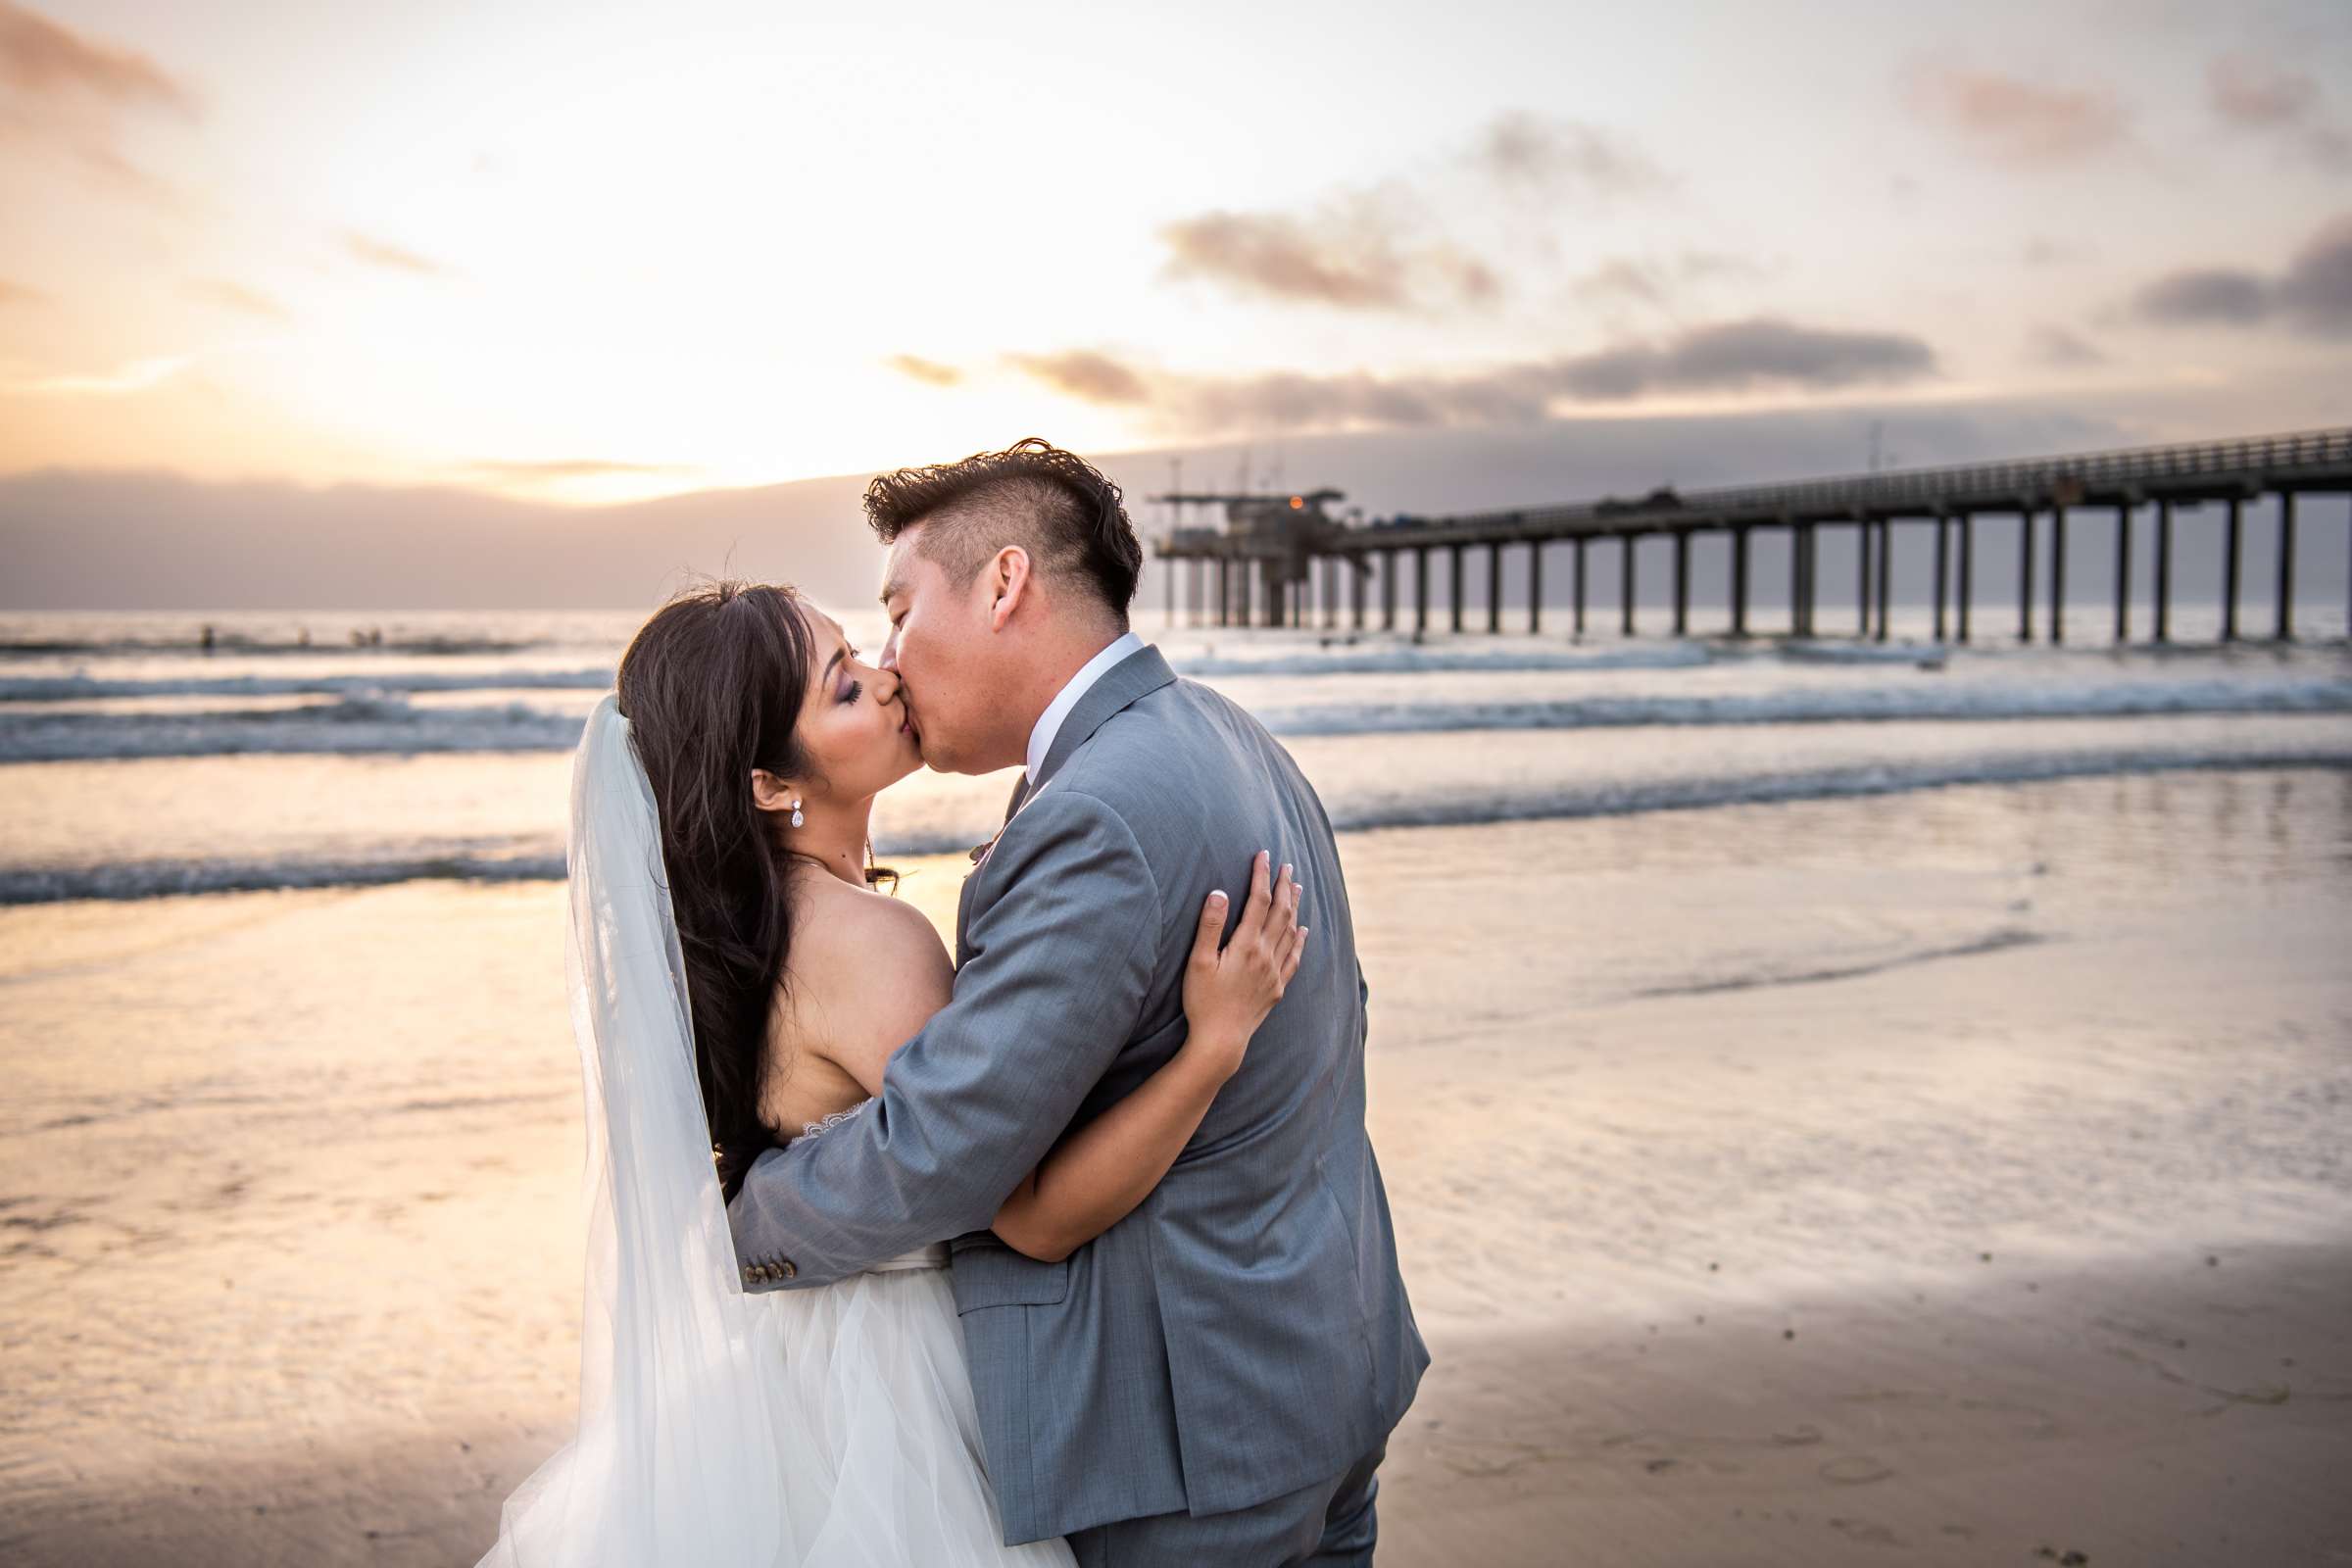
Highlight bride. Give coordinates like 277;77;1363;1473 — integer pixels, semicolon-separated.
479;581;1303;1566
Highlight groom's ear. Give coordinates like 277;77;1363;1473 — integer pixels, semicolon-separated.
987;545;1033;633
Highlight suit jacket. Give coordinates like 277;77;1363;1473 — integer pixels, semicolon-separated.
727;644;1428;1544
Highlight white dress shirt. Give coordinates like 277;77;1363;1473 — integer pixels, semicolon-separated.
1024;630;1145;785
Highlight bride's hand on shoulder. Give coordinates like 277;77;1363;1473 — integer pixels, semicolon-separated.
1178;850;1305;1084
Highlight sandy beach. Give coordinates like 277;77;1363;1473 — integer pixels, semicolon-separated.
3;765;2347;1564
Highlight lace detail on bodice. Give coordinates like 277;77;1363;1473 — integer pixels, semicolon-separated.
798;1099;872;1141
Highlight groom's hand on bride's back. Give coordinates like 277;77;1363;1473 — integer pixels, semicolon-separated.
1178;850;1306;1083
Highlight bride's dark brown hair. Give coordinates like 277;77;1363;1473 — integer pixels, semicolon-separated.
615;580;886;1200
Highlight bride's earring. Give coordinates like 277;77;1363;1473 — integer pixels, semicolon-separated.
790;797;804;829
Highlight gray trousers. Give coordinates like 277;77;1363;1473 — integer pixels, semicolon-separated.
1066;1442;1386;1568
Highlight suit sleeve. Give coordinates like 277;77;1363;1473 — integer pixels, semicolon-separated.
726;786;1165;1287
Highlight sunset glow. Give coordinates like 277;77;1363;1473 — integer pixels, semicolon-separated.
2;0;2347;511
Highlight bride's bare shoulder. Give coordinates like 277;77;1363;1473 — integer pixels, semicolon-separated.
777;874;954;1092
790;873;951;977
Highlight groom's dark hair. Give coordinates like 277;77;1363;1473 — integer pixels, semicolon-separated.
863;438;1142;624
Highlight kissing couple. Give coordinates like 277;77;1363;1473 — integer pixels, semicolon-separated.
479;440;1427;1566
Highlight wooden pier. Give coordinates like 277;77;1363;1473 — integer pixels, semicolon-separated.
1152;426;2352;643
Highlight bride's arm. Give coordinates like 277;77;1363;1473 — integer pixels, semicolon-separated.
990;853;1303;1263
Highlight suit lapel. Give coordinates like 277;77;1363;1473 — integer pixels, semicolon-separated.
1032;645;1176;793
953;646;1174;963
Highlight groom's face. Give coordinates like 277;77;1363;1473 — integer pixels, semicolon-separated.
878;523;1001;774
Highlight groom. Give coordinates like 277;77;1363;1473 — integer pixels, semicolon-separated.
728;438;1426;1564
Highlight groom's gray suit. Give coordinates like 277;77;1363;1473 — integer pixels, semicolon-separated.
728;644;1426;1561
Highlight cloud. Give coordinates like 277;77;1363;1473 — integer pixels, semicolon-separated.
1561;318;1936;400
341;230;451;276
1573;251;1771;307
1471;111;1670;199
2208;53;2318;128
0;2;196;115
0;277;48;306
184;277;288;320
1007;318;1939;438
1152;111;1665;316
1004;349;1152;406
1906;65;2129;168
1159;196;1500;314
3;353;191;396
884;353;963;388
2133;267;2272;326
2276;212;2352;334
0;2;198;203
459;459;694;483
2026;324;2107;368
2130;211;2352;337
2207;53;2352;172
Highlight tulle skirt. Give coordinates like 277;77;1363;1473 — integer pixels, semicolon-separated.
480;1256;1073;1568
745;1260;1074;1568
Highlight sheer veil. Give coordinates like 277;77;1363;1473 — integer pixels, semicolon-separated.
478;694;786;1566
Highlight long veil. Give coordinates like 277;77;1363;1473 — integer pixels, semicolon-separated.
479;694;785;1566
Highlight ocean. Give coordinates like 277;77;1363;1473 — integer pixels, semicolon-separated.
2;604;2348;904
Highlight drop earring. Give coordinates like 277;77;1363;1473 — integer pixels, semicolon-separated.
790;797;805;829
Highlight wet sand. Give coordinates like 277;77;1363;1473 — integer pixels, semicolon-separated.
3;770;2349;1565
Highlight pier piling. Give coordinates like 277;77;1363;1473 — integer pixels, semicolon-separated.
1957;514;1974;643
2019;509;2035;643
1573;537;1588;638
2223;496;2242;641
1875;520;1892;643
1731;528;1749;636
1856;522;1871;637
1933;517;1949;642
2051;505;2068;646
1790;526;1806;637
1673;531;1690;636
2277;492;2295;640
1621;537;1638;637
2114;503;2132;644
2154;501;2173;643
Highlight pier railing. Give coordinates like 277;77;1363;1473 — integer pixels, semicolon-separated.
1344;425;2352;542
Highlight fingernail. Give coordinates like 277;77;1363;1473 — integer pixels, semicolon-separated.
1282;863;1293;879
1209;890;1227;906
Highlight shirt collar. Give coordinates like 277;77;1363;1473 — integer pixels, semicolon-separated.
1025;630;1145;784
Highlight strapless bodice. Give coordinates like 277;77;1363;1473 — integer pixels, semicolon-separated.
863;1242;950;1274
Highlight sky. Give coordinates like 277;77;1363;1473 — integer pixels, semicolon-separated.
1;0;2348;605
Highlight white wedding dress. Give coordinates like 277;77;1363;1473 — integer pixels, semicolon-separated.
478;697;1072;1567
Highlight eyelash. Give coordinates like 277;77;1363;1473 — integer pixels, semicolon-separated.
841;679;862;704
